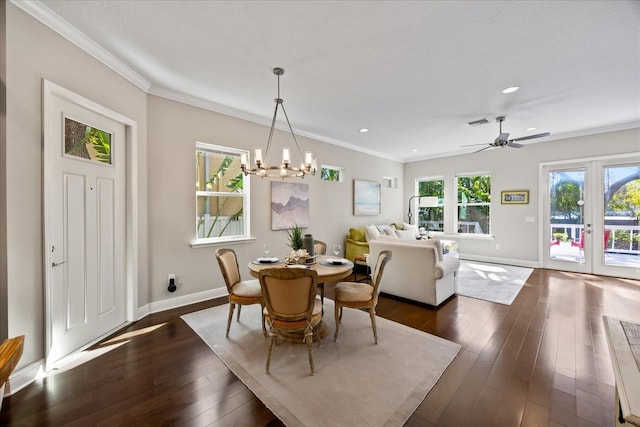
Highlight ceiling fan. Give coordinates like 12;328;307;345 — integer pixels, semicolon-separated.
463;116;550;153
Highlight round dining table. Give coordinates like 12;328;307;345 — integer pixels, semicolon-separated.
248;255;354;341
248;255;353;282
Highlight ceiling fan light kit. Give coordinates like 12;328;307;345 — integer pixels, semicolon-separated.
463;116;550;153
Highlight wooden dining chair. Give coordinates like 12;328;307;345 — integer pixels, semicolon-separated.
313;239;327;255
334;250;392;344
215;248;266;337
259;268;322;375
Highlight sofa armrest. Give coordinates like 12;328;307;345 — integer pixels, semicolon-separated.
434;255;460;279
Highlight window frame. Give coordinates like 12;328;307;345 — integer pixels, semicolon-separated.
415;176;445;233
193;142;251;246
456;172;491;236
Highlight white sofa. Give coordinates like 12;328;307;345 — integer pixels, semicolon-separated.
367;237;460;307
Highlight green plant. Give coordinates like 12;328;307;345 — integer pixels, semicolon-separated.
553;232;569;242
284;224;306;250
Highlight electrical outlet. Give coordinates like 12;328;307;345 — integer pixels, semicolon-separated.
167;273;177;292
496;244;501;250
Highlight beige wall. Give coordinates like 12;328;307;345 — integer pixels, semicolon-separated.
147;95;403;302
5;3;149;368
404;127;640;263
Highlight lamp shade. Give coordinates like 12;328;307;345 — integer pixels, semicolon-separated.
418;196;439;207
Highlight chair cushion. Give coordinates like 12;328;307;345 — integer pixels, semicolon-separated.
232;279;262;298
264;298;323;330
335;281;374;303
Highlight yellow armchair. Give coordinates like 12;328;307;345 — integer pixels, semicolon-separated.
345;227;369;262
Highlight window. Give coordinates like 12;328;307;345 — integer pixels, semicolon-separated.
320;164;344;182
456;173;491;235
417;177;444;232
195;143;250;243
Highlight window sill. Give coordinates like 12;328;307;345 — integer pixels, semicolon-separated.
191;236;256;248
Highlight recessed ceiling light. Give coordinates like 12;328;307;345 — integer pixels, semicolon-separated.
359;128;368;133
502;86;520;94
412;148;419;152
526;127;537;131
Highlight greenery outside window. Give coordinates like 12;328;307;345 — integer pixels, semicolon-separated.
417;177;444;232
195;142;250;243
320;164;344;182
456;173;491;235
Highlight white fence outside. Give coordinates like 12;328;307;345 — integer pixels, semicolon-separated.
197;215;244;239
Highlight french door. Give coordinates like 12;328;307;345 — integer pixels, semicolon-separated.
542;156;640;280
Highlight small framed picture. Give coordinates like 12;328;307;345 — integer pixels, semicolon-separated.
501;190;529;204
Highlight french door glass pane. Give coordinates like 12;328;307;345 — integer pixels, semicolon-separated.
603;164;640;268
549;169;585;263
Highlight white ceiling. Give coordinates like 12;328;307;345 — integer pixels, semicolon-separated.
22;0;640;162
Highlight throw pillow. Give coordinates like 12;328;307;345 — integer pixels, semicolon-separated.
382;228;398;238
376;224;394;235
349;227;366;242
396;229;415;240
402;222;420;239
364;225;380;242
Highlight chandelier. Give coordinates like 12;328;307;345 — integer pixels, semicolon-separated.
240;67;317;179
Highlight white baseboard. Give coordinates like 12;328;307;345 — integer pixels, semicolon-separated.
137;287;229;319
7;287;229;399
457;253;540;269
4;359;44;398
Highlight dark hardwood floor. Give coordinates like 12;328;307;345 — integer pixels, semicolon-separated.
2;268;639;426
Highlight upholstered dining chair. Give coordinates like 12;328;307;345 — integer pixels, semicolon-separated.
313;239;327;255
215;248;266;338
259;268;322;375
312;239;328;309
333;250;392;344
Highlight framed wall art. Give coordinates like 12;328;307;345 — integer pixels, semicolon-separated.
271;181;309;230
501;190;529;204
353;179;381;215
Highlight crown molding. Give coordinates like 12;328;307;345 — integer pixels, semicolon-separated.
10;0;151;92
148;84;402;163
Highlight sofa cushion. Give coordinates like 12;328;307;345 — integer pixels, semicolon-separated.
396;229;415;240
377;234;397;241
402;222;420;239
349;227;366;242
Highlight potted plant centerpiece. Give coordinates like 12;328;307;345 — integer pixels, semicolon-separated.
284;224;311;264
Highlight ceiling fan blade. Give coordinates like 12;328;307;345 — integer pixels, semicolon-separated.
507;141;524;148
473;146;493;153
511;132;550;142
461;143;492;147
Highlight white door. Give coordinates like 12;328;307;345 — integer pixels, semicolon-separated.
542;156;640;280
44;89;126;367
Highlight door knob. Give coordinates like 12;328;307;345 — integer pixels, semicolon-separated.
52;261;67;267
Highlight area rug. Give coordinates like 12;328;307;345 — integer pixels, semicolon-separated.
182;299;461;427
457;260;533;305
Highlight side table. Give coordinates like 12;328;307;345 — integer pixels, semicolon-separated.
353;255;371;282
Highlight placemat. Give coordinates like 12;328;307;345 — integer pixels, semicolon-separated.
621;320;640;372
